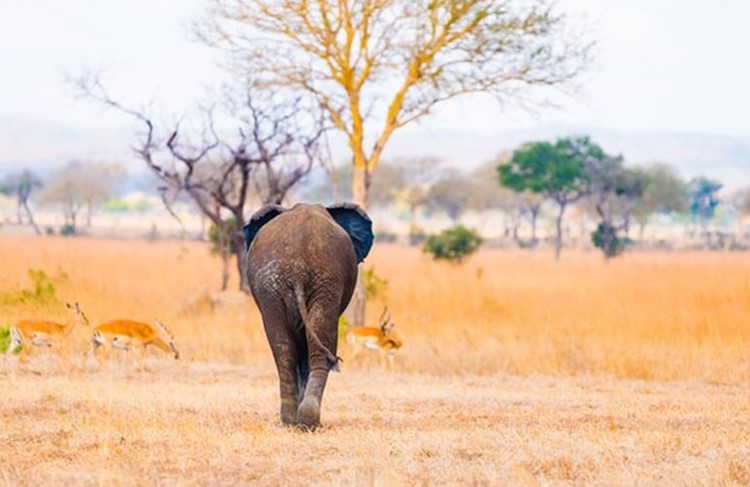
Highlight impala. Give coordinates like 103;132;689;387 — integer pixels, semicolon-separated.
86;318;179;366
7;302;90;364
346;307;403;372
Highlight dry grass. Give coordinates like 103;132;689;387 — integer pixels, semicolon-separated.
1;234;750;485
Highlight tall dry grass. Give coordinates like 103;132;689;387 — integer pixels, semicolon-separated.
3;234;750;485
1;234;748;382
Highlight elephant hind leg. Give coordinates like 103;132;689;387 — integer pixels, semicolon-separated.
294;284;341;370
296;340;310;405
266;328;303;425
277;353;302;426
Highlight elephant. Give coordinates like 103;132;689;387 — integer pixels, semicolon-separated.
243;202;374;429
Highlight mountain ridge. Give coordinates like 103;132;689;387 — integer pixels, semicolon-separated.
1;116;748;190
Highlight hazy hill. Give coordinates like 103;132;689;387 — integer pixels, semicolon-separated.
1;116;748;190
0;116;136;172
379;125;750;190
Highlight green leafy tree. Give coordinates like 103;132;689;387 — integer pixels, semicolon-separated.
423;225;483;264
498;136;601;258
688;177;722;231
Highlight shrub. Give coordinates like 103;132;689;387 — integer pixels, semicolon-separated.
0;268;64;306
362;266;388;302
422;225;483;263
592;222;632;258
208;218;238;255
337;315;350;341
60;224;76;236
101;198;130;213
0;325;10;354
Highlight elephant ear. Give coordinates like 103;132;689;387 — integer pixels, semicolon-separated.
327;203;374;263
244;204;286;250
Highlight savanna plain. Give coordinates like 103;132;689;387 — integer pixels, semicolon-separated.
1;234;749;486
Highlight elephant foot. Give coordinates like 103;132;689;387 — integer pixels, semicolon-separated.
280;399;299;426
297;397;321;430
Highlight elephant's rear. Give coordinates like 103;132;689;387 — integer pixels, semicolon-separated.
246;204;358;312
243;202;373;428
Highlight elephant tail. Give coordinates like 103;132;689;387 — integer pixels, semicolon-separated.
294;284;342;372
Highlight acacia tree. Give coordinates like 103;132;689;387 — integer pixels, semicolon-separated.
75;76;325;291
198;0;591;209
198;0;591;322
498;136;599;259
0;169;42;234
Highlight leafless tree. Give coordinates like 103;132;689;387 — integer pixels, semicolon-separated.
0;169;42;234
40;160;124;232
73;75;326;291
630;163;688;240
730;187;750;234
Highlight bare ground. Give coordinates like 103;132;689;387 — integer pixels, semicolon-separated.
2;360;748;486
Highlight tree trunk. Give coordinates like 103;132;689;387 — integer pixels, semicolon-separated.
232;231;250;292
345;164;370;327
16;199;23;224
352;165;370;210
530;210;538;241
220;251;230;291
86;201;93;228
20;199;41;235
554;202;566;260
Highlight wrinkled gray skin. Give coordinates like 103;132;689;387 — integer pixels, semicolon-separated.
244;203;373;429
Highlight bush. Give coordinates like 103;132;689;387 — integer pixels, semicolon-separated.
362;266;388;301
101;198;131;213
422;225;483;263
60;224;76;236
591;222;632;258
0;268;64;306
0;325;11;354
208;218;238;255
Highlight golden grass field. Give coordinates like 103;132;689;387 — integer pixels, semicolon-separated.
1;233;749;486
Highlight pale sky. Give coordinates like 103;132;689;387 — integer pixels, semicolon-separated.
1;0;749;137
